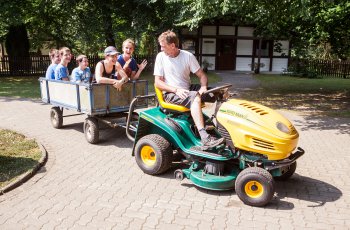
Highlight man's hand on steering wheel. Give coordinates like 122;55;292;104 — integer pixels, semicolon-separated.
198;86;207;95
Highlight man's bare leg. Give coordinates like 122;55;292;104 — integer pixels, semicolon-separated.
190;95;204;130
190;95;224;148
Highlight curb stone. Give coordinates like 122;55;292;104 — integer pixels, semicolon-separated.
0;140;48;195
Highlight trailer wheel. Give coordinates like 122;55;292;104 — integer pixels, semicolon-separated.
235;167;275;207
134;134;173;175
84;117;99;144
275;162;297;181
50;107;63;129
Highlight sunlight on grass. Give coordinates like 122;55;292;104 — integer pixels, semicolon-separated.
0;129;41;188
0;76;41;98
241;75;350;117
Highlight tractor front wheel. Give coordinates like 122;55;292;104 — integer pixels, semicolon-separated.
134;134;173;175
235;167;275;207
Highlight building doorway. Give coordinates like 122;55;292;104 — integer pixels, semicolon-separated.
216;39;235;70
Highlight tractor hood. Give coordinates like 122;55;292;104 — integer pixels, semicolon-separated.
216;99;299;160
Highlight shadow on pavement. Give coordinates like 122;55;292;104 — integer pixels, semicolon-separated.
157;165;342;210
294;115;350;135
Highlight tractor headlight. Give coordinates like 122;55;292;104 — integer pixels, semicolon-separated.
276;121;290;134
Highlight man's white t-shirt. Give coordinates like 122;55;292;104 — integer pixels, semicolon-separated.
153;50;201;90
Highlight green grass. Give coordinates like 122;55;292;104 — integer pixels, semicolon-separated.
255;75;350;93
0;76;41;98
241;75;350;117
0;129;41;188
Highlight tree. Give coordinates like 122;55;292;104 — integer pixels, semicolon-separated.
167;0;350;60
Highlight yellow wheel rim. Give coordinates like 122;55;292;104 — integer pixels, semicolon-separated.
245;181;264;198
140;146;156;166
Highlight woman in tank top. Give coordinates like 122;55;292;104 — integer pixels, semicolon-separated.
95;46;129;91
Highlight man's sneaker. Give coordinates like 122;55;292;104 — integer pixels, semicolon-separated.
201;136;224;149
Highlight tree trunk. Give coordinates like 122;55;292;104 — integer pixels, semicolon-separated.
5;24;31;75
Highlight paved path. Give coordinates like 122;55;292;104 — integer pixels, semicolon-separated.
0;73;350;229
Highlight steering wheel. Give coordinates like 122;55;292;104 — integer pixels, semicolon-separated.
202;84;232;96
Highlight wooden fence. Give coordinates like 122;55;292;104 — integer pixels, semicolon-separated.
288;59;350;79
0;54;155;77
1;55;349;78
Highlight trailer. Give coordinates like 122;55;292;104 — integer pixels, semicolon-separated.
39;77;148;144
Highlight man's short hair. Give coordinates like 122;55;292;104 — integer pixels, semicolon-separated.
158;30;179;48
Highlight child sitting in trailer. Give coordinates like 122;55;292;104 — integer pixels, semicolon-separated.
45;49;61;80
71;55;91;83
54;47;72;81
116;39;147;80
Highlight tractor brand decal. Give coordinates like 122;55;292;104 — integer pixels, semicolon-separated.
219;109;248;119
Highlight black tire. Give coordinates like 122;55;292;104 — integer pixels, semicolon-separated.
174;169;184;181
50;107;63;129
275;162;297;181
134;134;173;175
235;167;275;207
84;117;99;144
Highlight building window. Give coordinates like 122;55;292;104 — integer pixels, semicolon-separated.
182;39;196;54
255;40;271;57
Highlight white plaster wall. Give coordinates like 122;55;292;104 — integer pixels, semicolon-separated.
202;26;216;35
202;56;216;70
237;40;253;55
237;27;254;36
219;26;235;35
273;40;289;56
272;58;289;72
236;57;252;71
202;38;216;54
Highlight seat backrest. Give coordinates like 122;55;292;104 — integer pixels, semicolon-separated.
154;86;190;112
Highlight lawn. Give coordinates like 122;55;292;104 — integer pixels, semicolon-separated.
241;75;350;117
0;76;42;98
0;129;41;188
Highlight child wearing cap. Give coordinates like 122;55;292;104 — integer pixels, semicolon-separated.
45;49;61;79
71;55;91;83
94;46;129;91
54;47;72;81
117;39;147;80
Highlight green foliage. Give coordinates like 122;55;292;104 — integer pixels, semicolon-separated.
168;0;350;60
1;0;349;59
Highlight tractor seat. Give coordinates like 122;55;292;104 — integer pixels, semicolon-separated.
155;86;190;113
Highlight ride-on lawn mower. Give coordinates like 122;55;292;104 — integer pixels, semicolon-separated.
126;84;304;207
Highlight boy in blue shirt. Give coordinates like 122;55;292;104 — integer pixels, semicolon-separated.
71;55;91;83
45;49;60;79
54;47;72;81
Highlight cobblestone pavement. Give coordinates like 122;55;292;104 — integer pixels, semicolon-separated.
0;73;349;229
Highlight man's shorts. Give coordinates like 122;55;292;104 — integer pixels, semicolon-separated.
163;84;215;109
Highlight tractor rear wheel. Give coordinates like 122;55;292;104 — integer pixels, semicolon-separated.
275;162;297;181
235;167;275;207
135;134;173;175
